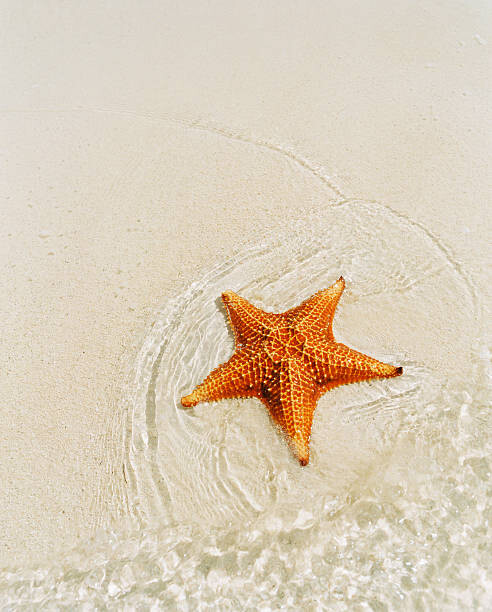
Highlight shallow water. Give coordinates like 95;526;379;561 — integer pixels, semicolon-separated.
1;200;490;610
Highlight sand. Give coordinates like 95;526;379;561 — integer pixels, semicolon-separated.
1;0;490;568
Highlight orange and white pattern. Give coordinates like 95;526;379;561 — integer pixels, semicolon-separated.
182;277;402;465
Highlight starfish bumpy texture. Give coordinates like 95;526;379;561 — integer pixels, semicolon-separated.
181;277;402;465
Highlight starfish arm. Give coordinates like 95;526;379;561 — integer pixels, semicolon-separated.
289;277;345;340
304;339;402;386
221;291;280;348
181;351;262;407
261;359;317;466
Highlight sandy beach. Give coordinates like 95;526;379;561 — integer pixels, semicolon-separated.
1;0;490;604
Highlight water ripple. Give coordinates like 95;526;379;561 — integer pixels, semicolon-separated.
1;196;488;608
123;199;479;537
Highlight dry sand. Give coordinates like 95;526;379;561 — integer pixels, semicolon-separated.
1;0;490;567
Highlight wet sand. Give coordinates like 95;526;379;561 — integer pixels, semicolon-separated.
1;0;490;569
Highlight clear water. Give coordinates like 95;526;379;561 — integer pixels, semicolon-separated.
1;200;490;610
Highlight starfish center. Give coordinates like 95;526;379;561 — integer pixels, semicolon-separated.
265;327;306;362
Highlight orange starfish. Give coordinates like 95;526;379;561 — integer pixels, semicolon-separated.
181;277;402;465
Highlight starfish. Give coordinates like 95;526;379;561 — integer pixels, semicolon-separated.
181;277;402;465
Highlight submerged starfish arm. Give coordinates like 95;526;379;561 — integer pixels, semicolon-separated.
221;290;280;348
289;276;345;340
261;359;317;466
304;339;403;386
181;350;262;407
